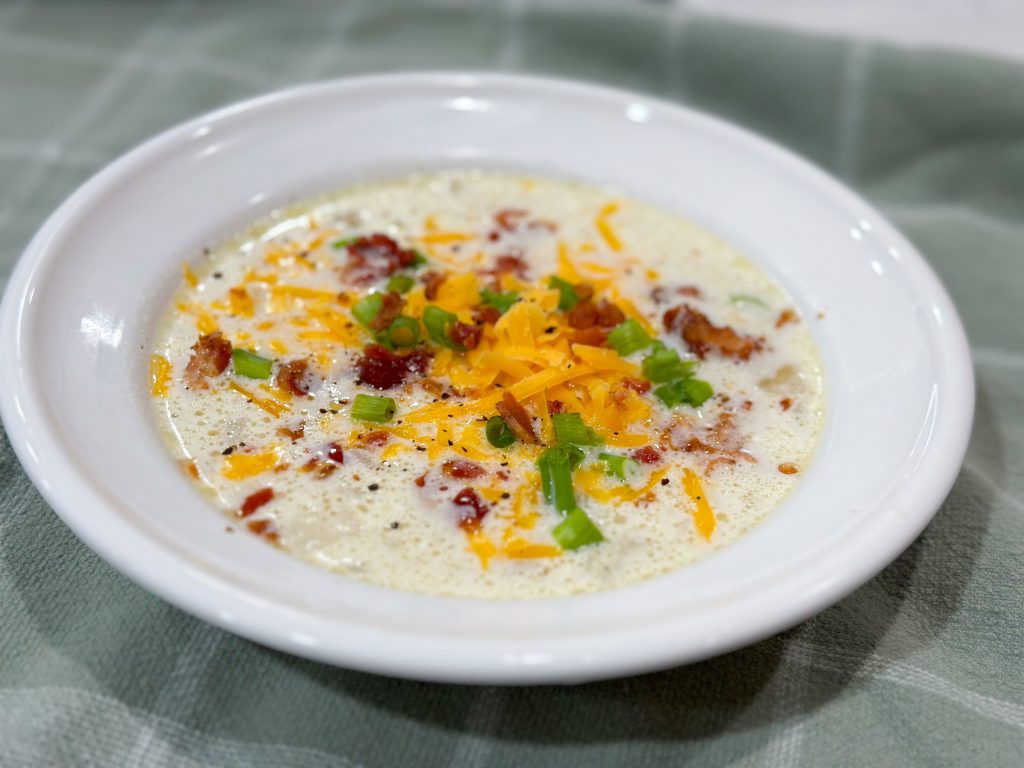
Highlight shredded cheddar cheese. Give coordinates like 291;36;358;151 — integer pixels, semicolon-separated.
683;468;716;540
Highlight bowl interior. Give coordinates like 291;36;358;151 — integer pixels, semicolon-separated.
1;74;971;682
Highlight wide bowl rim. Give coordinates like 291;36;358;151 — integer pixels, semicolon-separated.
0;71;974;684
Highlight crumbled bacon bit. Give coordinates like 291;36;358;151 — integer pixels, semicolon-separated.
327;442;345;464
664;304;763;360
495;391;538;444
631;446;661;464
779;398;792;411
442;459;486;479
566;300;599;329
419;378;444;397
778;463;799;475
596;299;625;327
276;422;305;442
355;344;431;390
704;456;737;476
621;377;652;395
683;437;716;455
452;488;489;531
422;270;447;300
370;291;405;331
494;208;528;232
414;472;427;488
362;431;389;447
547;399;566;415
239;488;274;518
570;327;608;346
492;252;529;278
473;305;501;325
741;399;753;411
183;332;231;389
298;457;337;479
340;233;418;285
775;309;798;329
450;321;482;350
276;359;314;396
247;518;278;543
652;285;703;303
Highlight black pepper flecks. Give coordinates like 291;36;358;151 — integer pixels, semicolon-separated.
368;483;379;491
660;478;670;486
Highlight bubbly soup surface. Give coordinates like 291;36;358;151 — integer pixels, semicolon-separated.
151;171;824;598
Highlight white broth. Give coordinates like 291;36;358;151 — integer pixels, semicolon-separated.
150;171;824;598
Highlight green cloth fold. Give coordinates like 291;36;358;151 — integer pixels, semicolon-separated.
1;2;1021;765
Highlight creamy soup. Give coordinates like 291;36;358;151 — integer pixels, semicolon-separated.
150;171;824;599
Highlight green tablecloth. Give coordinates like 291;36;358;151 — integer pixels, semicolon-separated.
1;2;1022;765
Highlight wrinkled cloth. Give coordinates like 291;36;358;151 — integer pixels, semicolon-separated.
1;2;1022;766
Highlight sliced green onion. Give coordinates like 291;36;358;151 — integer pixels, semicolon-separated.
553;507;604;550
331;237;357;249
480;287;520;315
351;393;396;423
537;444;585;512
730;293;768;308
423;305;461;349
386;316;420;347
352;293;383;328
410;251;428;267
387;273;416;294
641;346;694;383
606;318;654;356
654;378;714;408
485;415;516;448
598;452;640;481
551;412;602;446
547;276;580;310
231;349;272;379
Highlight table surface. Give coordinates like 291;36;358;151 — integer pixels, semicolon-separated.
1;2;1022;766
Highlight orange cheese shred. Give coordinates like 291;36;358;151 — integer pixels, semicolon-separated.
149;354;172;397
227;381;289;417
465;529;497;569
221;449;279;480
683;467;716;541
595;202;623;252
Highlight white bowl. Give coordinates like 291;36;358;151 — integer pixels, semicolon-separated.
0;73;973;684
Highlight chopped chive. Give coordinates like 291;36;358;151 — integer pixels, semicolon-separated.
351;393;396;423
386;316;420;347
332;237;357;249
606;318;654;356
553;506;604;550
730;293;768;308
551;412;602;446
598;452;640;481
654;378;714;408
480;287;520;315
547;276;580;310
423;305;462;350
485;415;516;448
352;293;383;328
641;345;694;383
410;251;428;267
537;444;584;512
387;273;416;294
231;349;273;379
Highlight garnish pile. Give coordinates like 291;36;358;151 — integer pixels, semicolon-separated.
154;202;783;567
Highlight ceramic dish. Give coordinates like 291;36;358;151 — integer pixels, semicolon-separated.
0;73;973;684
